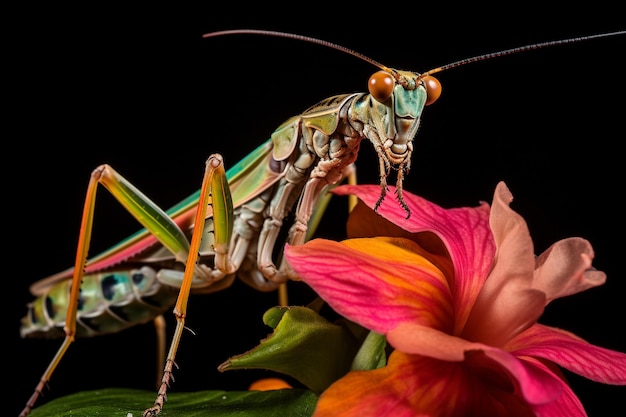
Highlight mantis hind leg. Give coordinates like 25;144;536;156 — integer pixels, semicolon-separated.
20;162;203;416
144;154;237;417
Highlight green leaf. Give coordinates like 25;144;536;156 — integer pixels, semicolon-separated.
220;306;364;393
28;387;318;417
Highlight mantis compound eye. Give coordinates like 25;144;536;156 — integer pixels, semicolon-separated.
368;70;394;102
423;75;442;105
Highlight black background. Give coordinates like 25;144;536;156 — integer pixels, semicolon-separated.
8;5;625;416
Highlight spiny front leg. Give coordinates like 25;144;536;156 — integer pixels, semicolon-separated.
257;180;299;285
258;155;354;283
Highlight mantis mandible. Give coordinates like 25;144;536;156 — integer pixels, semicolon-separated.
19;29;625;417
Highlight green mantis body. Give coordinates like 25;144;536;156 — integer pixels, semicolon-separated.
19;32;439;416
20;71;431;337
19;29;625;417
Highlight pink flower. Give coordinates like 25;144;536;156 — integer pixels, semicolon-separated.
284;181;626;417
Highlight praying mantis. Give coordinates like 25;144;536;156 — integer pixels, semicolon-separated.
18;28;625;417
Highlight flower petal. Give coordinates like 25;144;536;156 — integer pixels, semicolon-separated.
533;237;606;303
284;237;453;334
462;182;546;346
334;184;495;334
475;346;563;405
505;324;626;385
313;350;543;417
310;355;426;417
519;356;587;417
387;322;480;361
388;327;567;408
345;200;456;284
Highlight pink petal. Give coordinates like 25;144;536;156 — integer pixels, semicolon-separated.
521;356;587;417
533;238;606;303
476;346;564;404
463;182;546;346
334;184;495;334
389;333;567;407
506;324;626;385
384;324;568;408
284;237;454;333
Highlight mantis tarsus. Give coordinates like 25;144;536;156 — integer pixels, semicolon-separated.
23;31;624;415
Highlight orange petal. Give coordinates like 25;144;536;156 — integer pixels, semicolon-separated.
313;350;541;417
